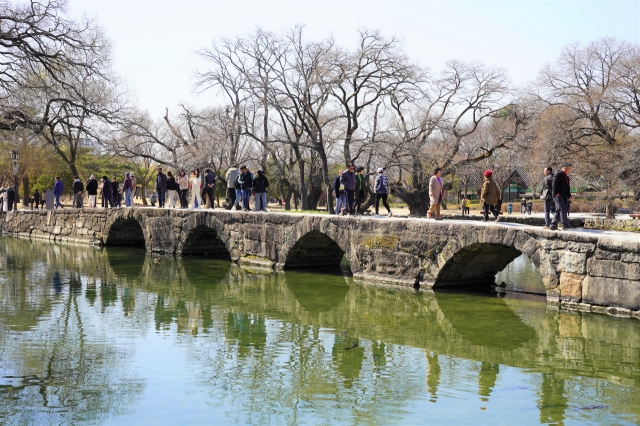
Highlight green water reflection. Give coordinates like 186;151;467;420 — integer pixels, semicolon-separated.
0;237;639;425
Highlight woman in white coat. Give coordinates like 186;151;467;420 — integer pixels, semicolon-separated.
190;168;203;209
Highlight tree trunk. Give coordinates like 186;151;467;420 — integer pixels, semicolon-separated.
22;176;29;207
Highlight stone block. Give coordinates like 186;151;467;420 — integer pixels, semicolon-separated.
621;253;640;263
606;307;632;317
560;252;587;274
591;305;607;314
543;274;559;289
632;310;640;319
582;276;640;310
587;258;640;280
558;272;584;302
577;303;592;312
541;240;567;250
547;288;560;304
594;249;621;260
566;242;596;253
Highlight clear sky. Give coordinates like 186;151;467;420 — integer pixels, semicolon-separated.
68;0;640;118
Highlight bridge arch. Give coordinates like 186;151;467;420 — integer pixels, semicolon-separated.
283;231;347;270
176;214;231;258
104;216;146;248
432;229;546;289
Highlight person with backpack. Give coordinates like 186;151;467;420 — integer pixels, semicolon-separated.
86;175;99;208
374;168;392;217
252;170;269;212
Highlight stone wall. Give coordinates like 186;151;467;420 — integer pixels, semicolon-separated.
1;208;639;314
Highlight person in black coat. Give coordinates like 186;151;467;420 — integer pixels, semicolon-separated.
102;176;113;208
238;166;253;211
252;170;269;212
86;175;99;208
550;163;573;231
6;186;15;211
155;167;168;208
203;168;216;209
33;189;41;210
111;176;121;207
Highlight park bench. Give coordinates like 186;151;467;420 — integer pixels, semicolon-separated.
630;214;640;220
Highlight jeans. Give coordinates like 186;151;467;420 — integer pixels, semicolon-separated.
234;189;242;208
544;198;554;226
375;193;390;214
55;195;63;208
335;193;346;214
125;189;132;207
157;191;165;207
254;192;267;211
241;189;252;210
551;197;570;228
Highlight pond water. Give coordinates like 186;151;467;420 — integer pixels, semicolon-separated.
0;237;638;425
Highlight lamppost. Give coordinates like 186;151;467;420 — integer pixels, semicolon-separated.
10;150;18;211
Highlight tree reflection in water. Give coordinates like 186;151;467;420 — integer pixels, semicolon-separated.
0;236;638;424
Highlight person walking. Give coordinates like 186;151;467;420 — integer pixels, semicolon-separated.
101;176;113;208
374;167;392;217
72;176;84;208
520;197;526;215
238;166;253;211
111;176;121;207
427;168;444;220
86;175;98;208
123;172;133;207
252;170;269;212
177;170;189;208
233;172;243;210
541;167;554;229
190;168;203;209
333;170;345;215
203;168;216;209
33;189;41;210
6;186;15;211
354;167;366;215
225;165;240;209
550;163;573;231
480;170;501;222
155;167;167;208
340;163;357;216
166;171;178;208
53;176;64;209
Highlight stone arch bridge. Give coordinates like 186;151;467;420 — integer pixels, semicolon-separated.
1;209;639;311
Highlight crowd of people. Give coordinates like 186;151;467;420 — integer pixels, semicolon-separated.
4;162;576;231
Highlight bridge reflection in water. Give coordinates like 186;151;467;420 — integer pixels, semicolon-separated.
0;237;638;424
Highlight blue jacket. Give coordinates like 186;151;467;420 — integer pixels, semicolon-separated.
53;180;64;196
374;173;389;193
340;170;356;191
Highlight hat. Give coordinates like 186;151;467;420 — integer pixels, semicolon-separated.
377;168;383;173
483;170;493;178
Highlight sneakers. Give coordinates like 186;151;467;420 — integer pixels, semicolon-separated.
542;226;549;230
549;225;558;231
387;211;393;218
495;216;502;222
